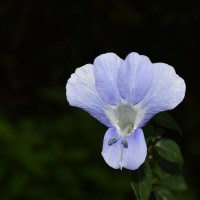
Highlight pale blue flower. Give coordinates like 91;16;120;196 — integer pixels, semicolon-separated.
66;52;186;170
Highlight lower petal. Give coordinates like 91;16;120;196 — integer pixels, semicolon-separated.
122;128;147;170
101;128;147;170
101;128;121;169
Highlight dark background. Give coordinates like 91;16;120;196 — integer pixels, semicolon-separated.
0;0;199;199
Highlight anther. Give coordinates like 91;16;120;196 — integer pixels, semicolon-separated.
108;138;118;146
121;140;128;148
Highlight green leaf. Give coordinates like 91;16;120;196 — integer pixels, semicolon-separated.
159;174;188;191
154;186;175;200
143;123;156;144
155;139;183;164
153;163;187;191
131;161;152;200
153;112;181;133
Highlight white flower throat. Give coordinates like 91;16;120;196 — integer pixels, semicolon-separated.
114;104;135;136
105;102;145;137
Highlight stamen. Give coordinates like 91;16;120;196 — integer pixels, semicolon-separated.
120;143;124;170
119;139;129;170
108;138;118;146
121;140;128;148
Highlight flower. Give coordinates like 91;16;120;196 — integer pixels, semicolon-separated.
66;52;186;170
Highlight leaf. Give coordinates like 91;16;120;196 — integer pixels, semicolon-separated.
153;112;181;133
153;163;187;191
143;123;156;144
131;161;152;200
159;174;188;191
154;186;175;200
155;139;183;164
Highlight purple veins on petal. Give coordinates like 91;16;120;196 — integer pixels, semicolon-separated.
117;52;154;105
93;53;123;105
66;64;112;127
137;63;186;127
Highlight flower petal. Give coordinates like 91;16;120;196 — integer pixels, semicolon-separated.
66;64;111;127
138;63;186;127
101;128;147;170
117;52;154;105
101;128;122;169
121;128;147;170
94;53;123;105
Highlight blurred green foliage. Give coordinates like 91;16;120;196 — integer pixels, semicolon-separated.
0;0;200;199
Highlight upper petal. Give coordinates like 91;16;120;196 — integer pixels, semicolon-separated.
66;64;111;127
117;52;154;105
93;53;123;105
101;128;147;170
138;63;186;127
